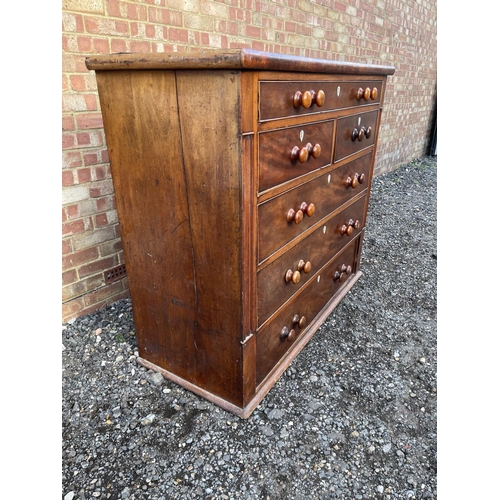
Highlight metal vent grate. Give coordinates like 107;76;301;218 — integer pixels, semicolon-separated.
104;264;127;284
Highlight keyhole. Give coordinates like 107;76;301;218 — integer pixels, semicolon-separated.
300;130;304;142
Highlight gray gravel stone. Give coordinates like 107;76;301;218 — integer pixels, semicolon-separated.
62;156;437;499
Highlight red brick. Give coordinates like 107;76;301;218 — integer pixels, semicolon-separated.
77;36;92;51
62;269;78;286
62;133;76;149
62;238;72;255
83;280;125;306
62;246;99;270
79;255;116;278
63;170;75;187
63;151;82;169
95;213;109;227
169;28;189;43
62;219;86;236
77;167;92;184
111;39;128;52
245;25;261;38
70;75;86;92
62;115;75;131
76;113;103;129
130;40;151;52
62;298;85;322
93;38;110;53
90;179;115;198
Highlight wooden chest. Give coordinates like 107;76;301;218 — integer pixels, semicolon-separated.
86;49;395;418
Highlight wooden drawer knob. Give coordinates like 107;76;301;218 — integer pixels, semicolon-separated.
351;126;370;142
315;89;325;107
293;89;325;109
297;259;312;274
284;269;301;284
293;314;307;329
293;90;312;109
356;87;378;101
280;326;296;341
300;201;315;217
290;143;321;162
340;219;360;235
287;203;315;224
333;263;352;283
345;173;366;188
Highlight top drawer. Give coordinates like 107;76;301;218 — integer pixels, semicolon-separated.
259;80;383;121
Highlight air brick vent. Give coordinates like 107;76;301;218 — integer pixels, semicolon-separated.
104;264;127;284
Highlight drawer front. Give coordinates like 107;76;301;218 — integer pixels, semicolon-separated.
259;80;383;121
257;194;366;324
258;154;371;262
259;120;334;192
256;236;359;385
334;110;379;163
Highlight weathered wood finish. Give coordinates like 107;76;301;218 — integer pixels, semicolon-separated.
87;49;394;418
256;236;360;385
259;80;383;121
258;120;334;192
257;152;373;262
257;195;367;325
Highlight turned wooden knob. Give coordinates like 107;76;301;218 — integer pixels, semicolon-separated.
291;143;320;162
294;209;303;224
334;263;353;283
356;88;364;100
286;208;304;224
363;87;371;101
292;314;307;329
280;326;296;342
297;259;312;274
365;126;372;139
345;173;361;188
315;90;325;107
293;90;313;109
284;269;301;284
299;202;315;217
358;126;365;141
341;264;352;275
359;173;365;184
371;87;378;100
340;219;360;235
351;128;359;141
293;89;324;109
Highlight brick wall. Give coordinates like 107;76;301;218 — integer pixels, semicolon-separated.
62;0;437;322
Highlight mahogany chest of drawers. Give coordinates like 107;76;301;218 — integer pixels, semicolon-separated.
86;49;395;418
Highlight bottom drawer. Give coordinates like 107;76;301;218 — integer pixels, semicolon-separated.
255;235;360;385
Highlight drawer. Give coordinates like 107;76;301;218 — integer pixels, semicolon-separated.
257;194;366;324
258;155;371;262
256;235;360;385
259;80;383;121
259;120;334;192
334;110;379;163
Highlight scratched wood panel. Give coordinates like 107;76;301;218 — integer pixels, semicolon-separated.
96;69;245;405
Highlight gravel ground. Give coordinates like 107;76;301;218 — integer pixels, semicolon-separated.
62;155;437;500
